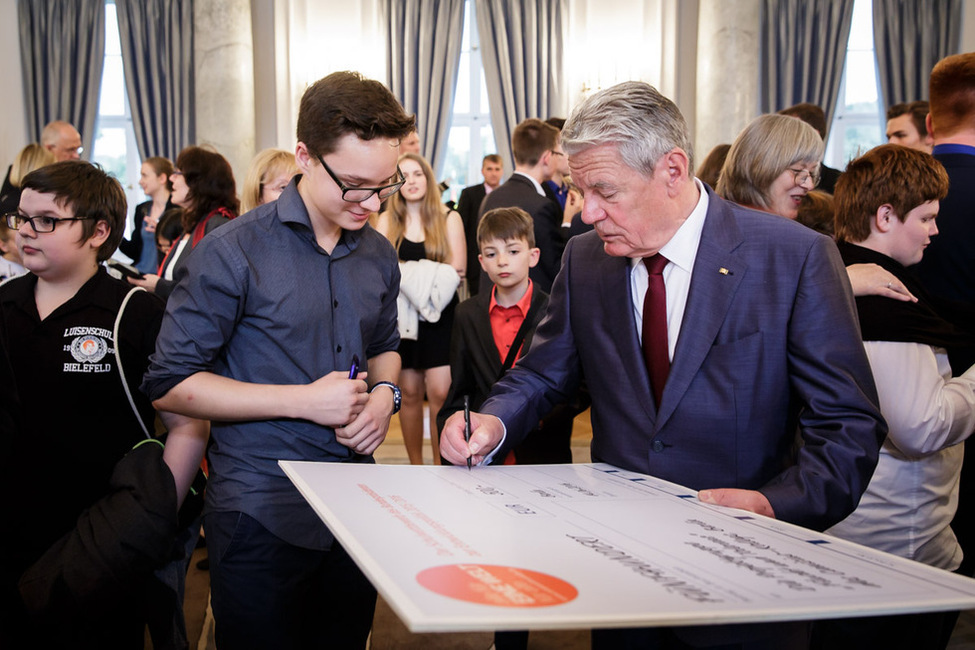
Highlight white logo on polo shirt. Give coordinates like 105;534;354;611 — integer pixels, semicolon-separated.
63;325;114;373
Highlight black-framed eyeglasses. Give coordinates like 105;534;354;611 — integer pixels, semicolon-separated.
4;212;94;233
317;155;405;203
788;168;820;188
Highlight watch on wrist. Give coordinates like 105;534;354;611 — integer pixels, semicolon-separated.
370;381;401;415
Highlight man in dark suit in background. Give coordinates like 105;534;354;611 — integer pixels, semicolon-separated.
455;154;503;295
441;81;885;650
918;53;975;589
917;54;975;309
480;118;568;294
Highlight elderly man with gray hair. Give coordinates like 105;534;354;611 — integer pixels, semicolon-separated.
440;81;886;649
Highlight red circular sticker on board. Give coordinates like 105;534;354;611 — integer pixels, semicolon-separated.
416;564;578;607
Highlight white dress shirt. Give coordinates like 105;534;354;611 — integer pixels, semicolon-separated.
629;178;710;361
827;341;975;570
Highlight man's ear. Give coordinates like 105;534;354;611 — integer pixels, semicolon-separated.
528;247;541;268
873;204;895;233
661;148;691;192
295;142;315;174
538;150;553;171
926;113;935;140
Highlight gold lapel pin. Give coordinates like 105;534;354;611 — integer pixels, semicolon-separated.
719;267;730;275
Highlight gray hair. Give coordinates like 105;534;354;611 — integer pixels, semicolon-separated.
562;81;694;176
716;114;824;211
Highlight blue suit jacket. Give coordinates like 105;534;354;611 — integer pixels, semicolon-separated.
481;188;885;531
915;151;975;306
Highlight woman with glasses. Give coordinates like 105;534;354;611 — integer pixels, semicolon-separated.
717;113;915;302
717;114;824;220
376;153;465;465
129;147;237;300
240;148;298;214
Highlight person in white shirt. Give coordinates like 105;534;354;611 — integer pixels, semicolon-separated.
818;143;975;650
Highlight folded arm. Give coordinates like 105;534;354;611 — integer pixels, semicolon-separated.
152;370;369;427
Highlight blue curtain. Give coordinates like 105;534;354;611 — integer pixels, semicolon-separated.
872;0;961;110
18;0;106;157
116;0;195;161
477;0;566;171
760;0;855;129
383;0;465;176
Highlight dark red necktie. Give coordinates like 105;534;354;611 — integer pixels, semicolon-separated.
642;254;670;407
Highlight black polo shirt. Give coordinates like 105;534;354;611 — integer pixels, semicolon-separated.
0;267;165;573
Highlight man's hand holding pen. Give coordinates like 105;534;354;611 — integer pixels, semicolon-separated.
440;409;505;467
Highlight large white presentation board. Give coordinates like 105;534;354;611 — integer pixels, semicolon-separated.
280;461;975;633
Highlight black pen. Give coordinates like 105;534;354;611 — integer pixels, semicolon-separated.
463;395;472;471
348;354;360;379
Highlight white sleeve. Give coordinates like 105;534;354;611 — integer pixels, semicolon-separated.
864;340;975;458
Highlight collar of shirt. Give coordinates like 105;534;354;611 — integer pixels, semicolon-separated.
513;171;546;197
276;175;361;257
484;182;495;195
489;279;534;317
628;178;710;360
1;266;119;320
933;143;975;156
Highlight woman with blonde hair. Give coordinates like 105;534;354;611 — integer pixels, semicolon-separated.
240;148;298;214
717;114;823;220
376;153;465;464
0;144;56;214
718;113;917;302
0;144;57;278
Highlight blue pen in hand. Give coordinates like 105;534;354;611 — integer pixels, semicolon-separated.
464;395;472;471
348;354;360;379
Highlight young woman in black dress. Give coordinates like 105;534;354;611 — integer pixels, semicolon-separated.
376;153;465;464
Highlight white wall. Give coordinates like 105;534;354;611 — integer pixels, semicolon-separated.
566;0;674;108
195;0;256;184
251;0;385;154
962;0;975;51
0;0;29;168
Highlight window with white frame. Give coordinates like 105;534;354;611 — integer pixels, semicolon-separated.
441;0;497;204
91;0;141;253
824;0;885;170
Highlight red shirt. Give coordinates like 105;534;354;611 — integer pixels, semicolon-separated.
489;281;534;363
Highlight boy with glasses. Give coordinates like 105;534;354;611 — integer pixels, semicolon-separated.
143;71;414;649
1;160;207;648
